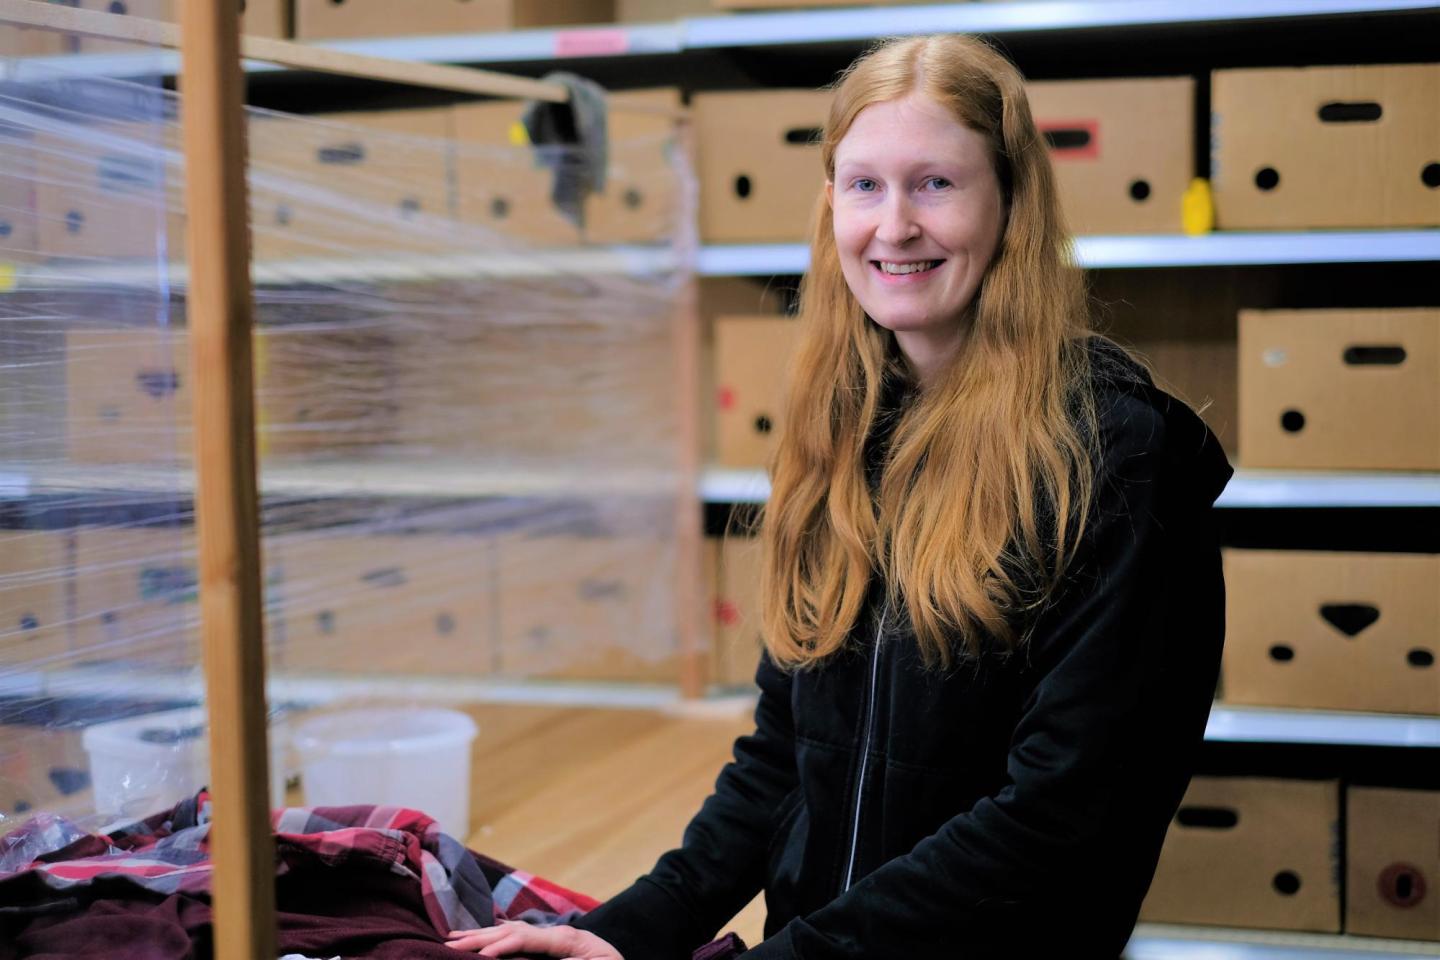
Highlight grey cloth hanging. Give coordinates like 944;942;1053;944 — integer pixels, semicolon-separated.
521;72;609;230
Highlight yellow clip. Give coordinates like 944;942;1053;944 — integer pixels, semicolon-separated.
0;262;17;293
507;121;531;148
1181;178;1215;236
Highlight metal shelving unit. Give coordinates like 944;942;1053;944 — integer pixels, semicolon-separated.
699;467;1440;509
2;0;1433;83
1127;925;1440;959
697;231;1440;276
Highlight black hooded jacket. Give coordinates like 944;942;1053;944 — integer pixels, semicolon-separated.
576;343;1234;959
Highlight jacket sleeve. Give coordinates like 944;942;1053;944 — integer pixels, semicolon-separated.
573;650;801;960
744;396;1226;959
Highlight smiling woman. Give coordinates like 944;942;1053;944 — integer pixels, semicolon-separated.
450;33;1233;960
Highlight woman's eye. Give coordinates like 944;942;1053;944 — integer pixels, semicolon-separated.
853;178;877;192
924;177;952;190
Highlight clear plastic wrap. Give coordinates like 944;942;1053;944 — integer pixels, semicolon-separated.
1;18;697;838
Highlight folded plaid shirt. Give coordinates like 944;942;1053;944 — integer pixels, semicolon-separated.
0;790;597;937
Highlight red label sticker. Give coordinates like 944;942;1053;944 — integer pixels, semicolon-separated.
717;386;736;411
714;599;740;627
554;29;630;58
1037;119;1101;161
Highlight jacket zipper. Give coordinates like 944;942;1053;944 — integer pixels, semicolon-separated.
841;601;887;892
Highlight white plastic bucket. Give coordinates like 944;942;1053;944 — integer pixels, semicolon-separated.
293;707;477;838
82;707;288;820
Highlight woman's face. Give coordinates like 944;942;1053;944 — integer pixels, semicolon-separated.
827;92;1005;380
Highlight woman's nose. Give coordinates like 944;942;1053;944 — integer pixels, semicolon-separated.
875;195;921;246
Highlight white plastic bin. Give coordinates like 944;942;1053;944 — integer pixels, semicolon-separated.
293;707;478;838
82;707;288;820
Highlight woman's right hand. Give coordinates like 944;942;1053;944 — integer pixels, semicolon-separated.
445;920;624;960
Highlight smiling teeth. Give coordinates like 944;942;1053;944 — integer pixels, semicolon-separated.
878;261;936;275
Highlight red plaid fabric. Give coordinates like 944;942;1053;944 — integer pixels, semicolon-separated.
0;790;598;937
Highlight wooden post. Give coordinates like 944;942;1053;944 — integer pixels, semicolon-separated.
177;1;276;957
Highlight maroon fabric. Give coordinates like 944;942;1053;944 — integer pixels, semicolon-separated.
692;933;748;960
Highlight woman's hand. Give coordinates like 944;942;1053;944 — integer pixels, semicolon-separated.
445;920;624;959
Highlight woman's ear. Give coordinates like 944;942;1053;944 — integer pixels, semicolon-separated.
825;180;834;209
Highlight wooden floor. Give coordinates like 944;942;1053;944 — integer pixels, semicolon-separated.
456;701;767;947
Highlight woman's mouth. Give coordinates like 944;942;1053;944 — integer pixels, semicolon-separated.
872;259;944;279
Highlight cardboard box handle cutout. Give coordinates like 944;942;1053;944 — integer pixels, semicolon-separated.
1317;101;1383;124
1175;805;1240;829
1342;345;1407;366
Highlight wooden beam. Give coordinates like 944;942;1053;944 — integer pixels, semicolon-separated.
0;0;567;102
177;1;276;958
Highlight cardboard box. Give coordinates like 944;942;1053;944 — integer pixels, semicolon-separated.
1212;63;1440;229
617;0;713;20
0;532;71;667
272;533;493;676
1347;786;1440;941
585;88;683;244
33;121;187;260
496;533;677;682
1238;308;1440;470
714;315;800;468
0;0;82;58
452;101;580;246
250;108;454;261
1026;77;1193;235
0;120;39;259
710;0;904;7
1222;550;1439;716
0;724;91;819
1140;776;1341;932
75;0;288;53
65;327;402;464
712;534;761;688
71;526;205;668
295;0;612;40
694;90;829;243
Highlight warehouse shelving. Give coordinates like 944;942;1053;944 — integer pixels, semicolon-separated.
4;230;1436;292
1205;705;1440;749
699;467;1440;509
8;463;1437;509
2;0;1434;83
697;232;1440;276
1126;924;1440;959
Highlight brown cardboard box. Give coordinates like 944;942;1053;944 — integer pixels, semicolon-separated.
71;526;204;668
1027;77;1193;235
585;88;683;244
496;533;677;682
0;120;39;258
694;90;829;243
713;534;761;688
272;533;493;675
295;0;612;40
0;532;71;667
710;0;904;7
33;122;186;260
617;0;713;20
75;0;288;53
452;101;580;246
1346;786;1440;941
1238;308;1440;470
0;0;82;58
1140;776;1342;932
250;108;454;261
1222;550;1439;716
714;315;800;468
65;327;402;464
0;724;91;819
1212;63;1440;229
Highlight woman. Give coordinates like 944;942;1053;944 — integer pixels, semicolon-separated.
449;33;1231;960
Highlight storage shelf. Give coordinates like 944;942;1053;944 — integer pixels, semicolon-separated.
1;460;681;501
1205;705;1440;749
2;1;1433;83
700;468;1440;508
698;231;1440;275
1128;924;1440;958
0;246;681;292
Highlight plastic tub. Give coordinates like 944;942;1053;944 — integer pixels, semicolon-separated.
293;707;477;838
82;707;288;820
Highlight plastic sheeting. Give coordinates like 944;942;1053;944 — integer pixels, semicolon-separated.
0;19;697;831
